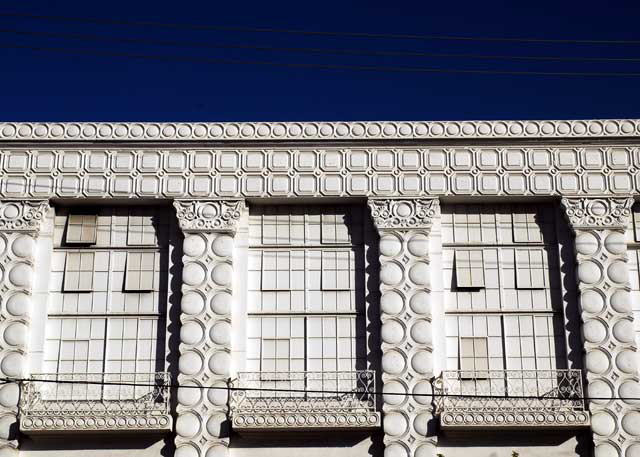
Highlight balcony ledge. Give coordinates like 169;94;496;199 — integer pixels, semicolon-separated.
232;411;381;431
440;410;589;430
436;369;589;430
19;372;172;435
230;370;380;431
20;413;172;434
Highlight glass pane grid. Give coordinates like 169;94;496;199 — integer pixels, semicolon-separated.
443;203;565;376
66;215;98;244
44;207;170;404
247;205;366;382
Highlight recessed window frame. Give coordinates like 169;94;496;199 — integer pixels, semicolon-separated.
247;205;366;377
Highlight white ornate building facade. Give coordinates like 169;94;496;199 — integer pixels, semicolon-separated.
0;119;639;457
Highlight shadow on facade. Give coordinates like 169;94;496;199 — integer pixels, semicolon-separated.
20;435;167;453
157;207;183;457
438;429;592;457
230;429;384;457
552;204;584;370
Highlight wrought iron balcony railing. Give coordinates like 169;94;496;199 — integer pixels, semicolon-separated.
20;372;172;433
230;370;381;430
435;369;590;429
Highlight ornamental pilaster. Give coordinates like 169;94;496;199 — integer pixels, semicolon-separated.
368;198;439;457
561;197;640;457
0;200;49;456
173;200;244;457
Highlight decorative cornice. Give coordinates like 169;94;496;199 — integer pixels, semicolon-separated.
368;198;439;231
174;200;244;233
0;201;49;232
560;197;634;229
0;119;638;141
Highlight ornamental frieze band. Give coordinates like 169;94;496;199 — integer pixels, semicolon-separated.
2;146;640;199
0;119;638;140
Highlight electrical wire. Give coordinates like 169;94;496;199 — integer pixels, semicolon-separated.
2;11;640;45
0;376;615;402
4;43;640;77
1;27;639;63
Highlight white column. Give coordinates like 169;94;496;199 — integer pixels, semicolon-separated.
368;198;439;457
173;200;244;457
561;197;640;457
0;201;49;457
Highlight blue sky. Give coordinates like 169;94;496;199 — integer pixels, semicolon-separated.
1;0;639;121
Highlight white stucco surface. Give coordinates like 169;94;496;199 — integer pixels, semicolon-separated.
1;119;639;457
231;435;376;457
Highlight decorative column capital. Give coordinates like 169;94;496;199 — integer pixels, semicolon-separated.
0;200;49;232
560;197;634;231
173;199;245;233
367;198;439;232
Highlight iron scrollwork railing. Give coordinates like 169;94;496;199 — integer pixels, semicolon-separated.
230;370;380;429
20;372;172;433
435;369;590;428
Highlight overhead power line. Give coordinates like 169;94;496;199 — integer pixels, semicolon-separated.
0;376;609;402
1;11;640;45
2;27;640;63
4;43;640;77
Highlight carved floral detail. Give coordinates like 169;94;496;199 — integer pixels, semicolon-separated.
368;198;439;231
561;197;634;229
174;200;244;233
0;201;49;231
